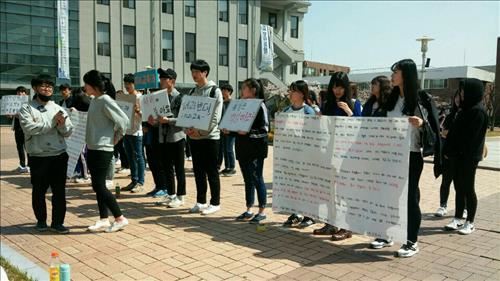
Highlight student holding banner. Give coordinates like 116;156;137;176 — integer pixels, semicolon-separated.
121;74;146;193
83;70;130;233
185;60;223;215
9;86;30;173
282;80;317;228
19;75;73;234
313;72;360;241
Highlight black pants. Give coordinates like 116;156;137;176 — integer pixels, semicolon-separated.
152;140;168;190
87;150;123;218
185;137;192;158
114;139;129;169
29;153;68;226
190;139;221;206
161;139;186;196
14;129;26;167
439;158;454;207
453;158;478;222
408;152;424;243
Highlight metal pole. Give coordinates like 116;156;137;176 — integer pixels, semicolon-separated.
420;51;426;90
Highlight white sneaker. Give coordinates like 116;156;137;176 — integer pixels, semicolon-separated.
106;218;129;233
397;241;419;258
75;177;91;184
462;209;468;219
370;238;394;249
201;205;220;215
18;166;29;173
155;195;176;206
445;218;464;230
88;219;111;232
458;221;475;235
434;207;447;217
186;156;192;161
168;196;185;208
189;203;208;213
117;168;131;174
115;159;121;166
106;180;113;189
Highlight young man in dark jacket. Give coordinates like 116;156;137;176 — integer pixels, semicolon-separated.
443;78;488;235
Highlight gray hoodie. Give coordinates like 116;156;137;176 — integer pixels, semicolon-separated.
188;80;223;140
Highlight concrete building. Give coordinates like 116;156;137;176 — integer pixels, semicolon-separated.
302;60;350;77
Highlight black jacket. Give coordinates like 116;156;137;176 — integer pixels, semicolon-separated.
443;79;488;162
234;103;269;162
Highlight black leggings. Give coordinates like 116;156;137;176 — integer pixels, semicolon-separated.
408;152;423;243
453;158;478;222
14;129;26;167
87;150;123;219
190;139;221;206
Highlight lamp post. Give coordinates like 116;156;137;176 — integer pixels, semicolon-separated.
416;36;434;90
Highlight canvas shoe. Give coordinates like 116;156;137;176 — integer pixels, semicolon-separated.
167;196;185;208
444;218;464;231
155;194;176;206
458;221;475;235
35;221;48;232
50;224;70;234
130;183;144;193
370;238;394;249
88;219;111;232
397;241;419;258
201;205;220;215
434;206;447;217
189;203;208;213
249;214;266;224
106;218;129;233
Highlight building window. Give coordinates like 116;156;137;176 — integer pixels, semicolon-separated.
102;72;111;80
238;39;247;68
290;63;298;75
162;0;173;14
218;0;229;22
123;0;135;9
219;37;228;66
185;0;196;17
162;30;174;62
219;80;229;87
97;0;109;5
185;32;196;63
290;16;299;38
238;0;248;25
268;13;277;29
123;25;136;59
97;22;110;56
424;79;447;89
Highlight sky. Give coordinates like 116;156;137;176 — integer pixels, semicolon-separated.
303;1;500;72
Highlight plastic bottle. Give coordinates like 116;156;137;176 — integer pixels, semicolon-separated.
115;183;121;198
59;264;71;281
49;251;60;281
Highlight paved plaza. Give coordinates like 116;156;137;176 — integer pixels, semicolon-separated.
1;127;499;281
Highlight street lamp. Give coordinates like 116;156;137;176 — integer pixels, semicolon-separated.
416;36;434;90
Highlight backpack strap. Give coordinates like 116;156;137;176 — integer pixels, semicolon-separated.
209;86;218;98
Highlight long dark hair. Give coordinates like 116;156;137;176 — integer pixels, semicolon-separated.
83;70;116;99
384;59;419;115
324;72;353;112
242;78;264;99
367;75;391;107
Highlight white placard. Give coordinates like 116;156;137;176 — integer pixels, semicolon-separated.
140;89;172;122
176;95;217;131
1;95;29;115
219;99;263;132
272;114;411;243
116;92;137;129
65;111;87;178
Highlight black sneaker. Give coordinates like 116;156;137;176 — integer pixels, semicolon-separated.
249;214;266;224
121;181;136;191
50;224;70;234
283;214;302;227
236;212;254;221
35;221;48;232
298;217;315;228
222;169;237;177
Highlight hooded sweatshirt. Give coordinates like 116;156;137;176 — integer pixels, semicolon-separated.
187;80;223;140
443;79;488;162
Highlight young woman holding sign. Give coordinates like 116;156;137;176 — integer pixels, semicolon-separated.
224;78;269;224
313;71;361;241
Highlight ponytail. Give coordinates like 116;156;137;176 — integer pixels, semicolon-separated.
83;69;116;99
242;78;265;99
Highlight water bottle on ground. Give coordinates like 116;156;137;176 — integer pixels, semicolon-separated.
49;251;60;281
59;264;70;281
115;183;121;198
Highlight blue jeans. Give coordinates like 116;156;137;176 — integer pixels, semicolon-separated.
124;135;145;185
218;134;236;170
239;158;267;208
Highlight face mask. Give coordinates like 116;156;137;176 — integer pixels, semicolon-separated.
37;93;52;102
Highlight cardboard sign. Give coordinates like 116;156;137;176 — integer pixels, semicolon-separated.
116;92;137;129
65;111;87;178
140;89;172;122
176;95;217;131
272;114;411;243
1;95;29;115
219;99;263;132
134;69;159;90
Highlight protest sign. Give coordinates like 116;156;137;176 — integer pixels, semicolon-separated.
116;92;137;129
219;99;263;132
176;95;217;131
1;95;29;115
272;114;411;243
65;110;87;178
140;89;172;122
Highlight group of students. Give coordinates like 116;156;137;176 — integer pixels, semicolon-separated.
12;58;488;259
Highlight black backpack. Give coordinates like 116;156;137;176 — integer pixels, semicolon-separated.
189;85;218;98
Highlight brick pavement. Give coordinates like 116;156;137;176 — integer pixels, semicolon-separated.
1;127;499;281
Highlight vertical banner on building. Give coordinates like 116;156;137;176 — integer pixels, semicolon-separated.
57;0;70;80
259;24;274;72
